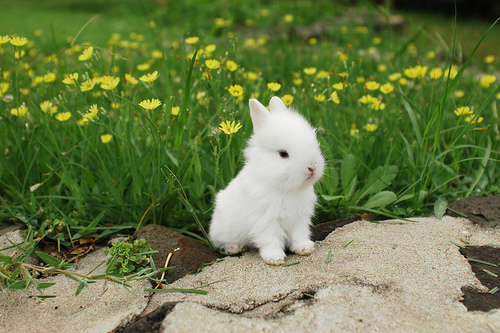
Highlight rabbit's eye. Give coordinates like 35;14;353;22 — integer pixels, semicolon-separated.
278;150;289;159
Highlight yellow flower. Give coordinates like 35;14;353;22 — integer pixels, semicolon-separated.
100;76;120;90
359;95;376;104
0;35;10;45
0;82;9;96
364;81;380;90
43;72;57;83
370;100;386;111
40;101;58;114
205;44;216;54
350;124;359;136
444;66;458;79
10;106;28;117
282;94;294;106
80;78;98;92
14;50;25;59
185;36;199;44
139;98;162;111
429;67;443;79
55;112;72;122
10;36;29;47
355;26;368;33
100;134;113;143
388;72;401;81
337;51;349;61
378;64;388;72
479;74;497;88
426;51;436;59
171;106;180;116
85;104;99;119
137;62;151;71
244;71;259;82
372;37;382;45
484;55;495;64
330;91;340;104
454;90;465;98
219;120;242;134
332;82;346;90
267;82;281;92
228;84;244;97
314;94;326;102
404;65;427;79
205;59;220;70
293;78;303;86
399;78;408;86
62;73;79;85
226;60;238;72
356;76;365;83
215;18;232;28
139;71;160;83
364;123;378;132
151;50;163;59
78;46;93;61
308;38;317;45
454;106;473;116
125;73;139;85
465;115;484;124
303;67;317;76
316;70;330;79
380;83;394;94
284;14;294;23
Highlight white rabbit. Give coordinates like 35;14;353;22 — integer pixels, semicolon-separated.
209;96;325;265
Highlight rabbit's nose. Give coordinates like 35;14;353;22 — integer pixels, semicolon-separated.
308;166;316;173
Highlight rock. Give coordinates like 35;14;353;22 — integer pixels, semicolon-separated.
133;224;222;283
0;229;41;266
447;195;500;228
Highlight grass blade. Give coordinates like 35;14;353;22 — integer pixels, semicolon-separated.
174;48;199;149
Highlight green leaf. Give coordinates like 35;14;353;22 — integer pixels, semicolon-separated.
36;282;56;290
362;191;397;209
73;210;106;238
321;195;346;202
174;48;199;149
358;165;398;200
9;280;27;290
75;281;87;296
341;154;357;192
35;251;61;267
466;136;492;197
434;197;448;220
0;254;13;264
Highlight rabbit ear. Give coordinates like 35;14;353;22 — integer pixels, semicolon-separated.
269;96;287;112
249;98;270;132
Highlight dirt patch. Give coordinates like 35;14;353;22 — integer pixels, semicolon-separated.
459;246;500;312
447;195;500;228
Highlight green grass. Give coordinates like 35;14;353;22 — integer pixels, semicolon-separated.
0;0;499;247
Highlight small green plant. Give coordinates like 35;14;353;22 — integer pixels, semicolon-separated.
104;239;156;276
0;229;165;297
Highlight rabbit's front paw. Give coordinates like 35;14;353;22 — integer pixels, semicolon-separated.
225;243;245;255
265;257;285;265
260;247;286;265
292;241;314;256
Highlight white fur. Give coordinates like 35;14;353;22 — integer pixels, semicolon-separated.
209;96;325;265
